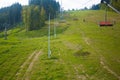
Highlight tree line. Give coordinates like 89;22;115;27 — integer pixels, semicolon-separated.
0;3;22;31
0;0;60;31
23;0;60;31
0;0;119;31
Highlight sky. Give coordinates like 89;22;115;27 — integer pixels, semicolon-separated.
0;0;28;8
0;0;101;10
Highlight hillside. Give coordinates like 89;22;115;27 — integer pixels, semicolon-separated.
0;10;120;80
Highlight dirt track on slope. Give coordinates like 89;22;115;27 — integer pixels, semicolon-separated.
16;50;42;80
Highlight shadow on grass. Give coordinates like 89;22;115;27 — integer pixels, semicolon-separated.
74;50;91;57
50;56;59;60
41;54;59;61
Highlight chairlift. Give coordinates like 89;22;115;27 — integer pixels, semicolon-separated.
99;21;113;26
99;0;120;27
99;5;113;27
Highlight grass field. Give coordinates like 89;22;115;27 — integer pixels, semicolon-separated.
0;10;120;80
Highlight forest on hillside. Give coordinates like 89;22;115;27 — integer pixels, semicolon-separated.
0;0;60;31
0;0;120;31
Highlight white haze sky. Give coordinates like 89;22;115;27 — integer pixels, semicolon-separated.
0;0;101;10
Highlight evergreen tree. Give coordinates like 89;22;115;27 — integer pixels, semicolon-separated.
40;7;46;27
22;0;60;31
0;3;22;31
29;0;60;19
0;0;60;31
90;4;100;10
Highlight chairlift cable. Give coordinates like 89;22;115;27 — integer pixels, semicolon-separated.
48;13;51;58
82;0;92;6
103;1;120;14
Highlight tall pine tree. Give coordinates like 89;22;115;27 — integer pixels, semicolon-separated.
22;0;60;31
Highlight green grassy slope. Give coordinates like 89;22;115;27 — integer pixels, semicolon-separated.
0;10;120;80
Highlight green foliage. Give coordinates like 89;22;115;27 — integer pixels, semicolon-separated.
29;0;60;19
22;0;60;31
0;0;60;31
22;6;42;31
29;6;40;30
90;4;100;10
0;3;22;31
40;7;46;26
111;0;120;11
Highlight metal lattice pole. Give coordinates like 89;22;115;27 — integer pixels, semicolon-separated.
4;24;7;40
54;16;56;38
48;13;51;58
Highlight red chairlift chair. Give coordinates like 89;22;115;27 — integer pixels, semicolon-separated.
99;1;114;27
99;21;113;26
99;0;120;27
99;7;114;27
